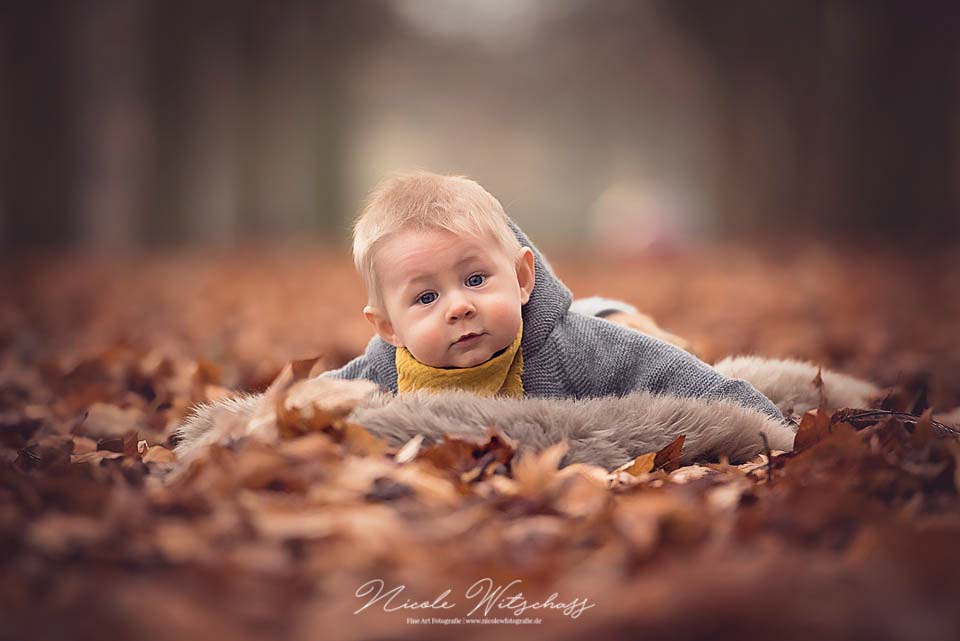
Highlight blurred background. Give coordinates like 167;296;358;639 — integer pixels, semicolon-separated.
2;0;958;251
1;0;959;409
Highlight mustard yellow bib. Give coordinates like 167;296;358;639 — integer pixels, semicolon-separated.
395;324;524;398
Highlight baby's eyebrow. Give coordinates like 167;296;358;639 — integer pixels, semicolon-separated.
403;273;436;286
455;253;486;267
400;254;489;287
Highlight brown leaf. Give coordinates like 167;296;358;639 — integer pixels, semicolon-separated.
276;376;380;438
71;435;98;455
813;366;826;410
289;356;326;380
27;513;105;553
275;432;340;461
203;384;234;402
419;427;517;482
79;402;147;439
230;443;293;490
196;359;220;381
327;421;389;457
793;408;832;451
142;444;177;464
190;360;221;404
512;440;569;492
16;442;72;471
71;450;125;465
364;477;414;502
614;452;656;476
553;467;610;518
0;415;42;449
910;408;936;447
97;431;139;456
654;435;685;472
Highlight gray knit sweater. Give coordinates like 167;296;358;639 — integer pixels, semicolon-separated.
323;220;785;423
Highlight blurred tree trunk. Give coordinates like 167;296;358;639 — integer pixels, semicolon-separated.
664;0;959;242
0;2;74;246
853;3;958;238
146;0;243;245
70;0;152;248
0;13;7;247
240;0;356;239
797;2;861;234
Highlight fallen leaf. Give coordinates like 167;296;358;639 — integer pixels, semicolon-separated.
910;408;936;447
654;435;685;472
793;408;833;451
79;403;147;439
394;434;424;464
614;452;656;476
142;445;177;464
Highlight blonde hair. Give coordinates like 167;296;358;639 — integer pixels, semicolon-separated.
353;170;522;307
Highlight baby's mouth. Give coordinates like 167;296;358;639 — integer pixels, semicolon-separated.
454;332;484;345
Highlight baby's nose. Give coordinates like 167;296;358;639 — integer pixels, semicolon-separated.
446;298;477;322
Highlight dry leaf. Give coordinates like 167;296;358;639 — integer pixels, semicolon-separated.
418;428;517;482
511;440;569;494
394;434;424;464
793;408;833;451
654;435;685;472
80;402;147;438
142;445;177;464
277;376;380;438
8;242;960;641
614;452;656;476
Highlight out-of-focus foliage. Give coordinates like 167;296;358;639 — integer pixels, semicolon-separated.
1;244;959;641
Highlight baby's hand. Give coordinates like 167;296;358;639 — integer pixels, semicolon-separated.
603;311;694;354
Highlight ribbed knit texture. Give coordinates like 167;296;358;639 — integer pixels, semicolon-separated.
325;219;786;423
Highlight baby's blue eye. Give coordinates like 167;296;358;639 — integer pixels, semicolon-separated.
417;291;437;305
465;274;485;287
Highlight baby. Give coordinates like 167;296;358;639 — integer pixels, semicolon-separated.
326;170;785;422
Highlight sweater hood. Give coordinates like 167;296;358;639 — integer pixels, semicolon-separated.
508;218;573;356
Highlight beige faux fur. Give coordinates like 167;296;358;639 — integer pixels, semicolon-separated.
174;393;263;460
348;390;796;468
713;356;880;419
174;384;795;470
174;356;890;469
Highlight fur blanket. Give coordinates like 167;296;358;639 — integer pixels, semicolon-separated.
713;356;880;417
174;355;887;470
175;387;795;470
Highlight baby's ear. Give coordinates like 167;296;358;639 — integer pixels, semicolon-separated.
516;247;536;305
363;305;402;347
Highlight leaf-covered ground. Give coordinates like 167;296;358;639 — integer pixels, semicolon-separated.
2;243;959;641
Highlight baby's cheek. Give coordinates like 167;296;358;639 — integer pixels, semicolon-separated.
409;323;442;358
490;297;522;336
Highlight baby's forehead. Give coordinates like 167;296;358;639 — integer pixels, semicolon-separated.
375;228;507;283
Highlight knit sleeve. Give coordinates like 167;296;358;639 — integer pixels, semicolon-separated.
569;296;639;318
556;313;786;423
321;353;378;383
320;336;397;392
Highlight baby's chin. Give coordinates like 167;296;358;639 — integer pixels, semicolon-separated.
415;345;499;369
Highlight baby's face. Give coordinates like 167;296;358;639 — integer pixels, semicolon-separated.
365;228;534;368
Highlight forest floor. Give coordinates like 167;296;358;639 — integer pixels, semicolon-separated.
1;241;959;641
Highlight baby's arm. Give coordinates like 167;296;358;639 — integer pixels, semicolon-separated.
319;335;396;392
570;296;693;353
557;313;786;423
569;296;640;318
